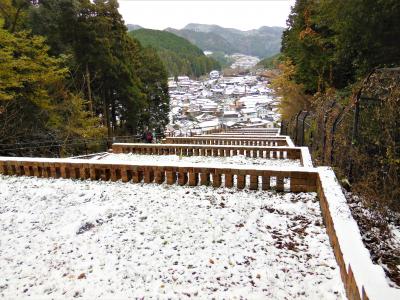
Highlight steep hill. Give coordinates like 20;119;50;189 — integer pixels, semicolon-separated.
166;28;235;54
166;23;284;58
129;29;220;77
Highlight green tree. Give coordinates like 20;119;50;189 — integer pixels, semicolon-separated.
281;0;400;93
27;0;169;136
0;28;102;147
136;47;170;133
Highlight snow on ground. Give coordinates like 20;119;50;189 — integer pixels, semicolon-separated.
95;153;302;168
0;175;345;299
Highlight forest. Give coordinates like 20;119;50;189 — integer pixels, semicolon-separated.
0;0;170;156
275;0;400;211
130;28;221;78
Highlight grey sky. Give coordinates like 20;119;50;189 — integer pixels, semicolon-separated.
118;0;295;30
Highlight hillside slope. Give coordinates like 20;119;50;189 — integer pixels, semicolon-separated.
129;29;220;77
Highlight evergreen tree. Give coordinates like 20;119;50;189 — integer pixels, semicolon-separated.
0;0;170;156
137;47;170;134
27;0;170;136
0;27;102;148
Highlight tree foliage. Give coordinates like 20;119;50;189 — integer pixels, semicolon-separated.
0;27;102;149
271;60;311;120
0;0;170;155
281;0;400;93
277;0;400;210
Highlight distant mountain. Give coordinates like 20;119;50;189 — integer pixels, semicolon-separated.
166;23;284;58
129;29;220;77
166;28;234;54
126;24;142;31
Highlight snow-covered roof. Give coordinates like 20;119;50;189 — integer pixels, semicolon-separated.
249;117;262;123
241;108;257;114
198;120;219;128
225;121;237;127
223;111;239;116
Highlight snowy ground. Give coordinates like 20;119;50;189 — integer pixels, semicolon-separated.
0;175;345;299
93;153;302;168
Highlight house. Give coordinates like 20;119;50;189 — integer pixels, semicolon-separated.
197;119;220;132
222;111;241;123
209;70;220;79
201;103;218;113
240;108;257;121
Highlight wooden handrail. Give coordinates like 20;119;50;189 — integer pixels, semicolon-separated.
0;157;317;192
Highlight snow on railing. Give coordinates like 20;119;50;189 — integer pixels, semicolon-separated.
300;147;313;167
317;167;400;300
112;143;305;161
163;136;288;146
226;128;280;135
0;157;317;193
192;134;282;138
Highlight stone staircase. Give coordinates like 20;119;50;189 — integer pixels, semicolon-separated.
0;127;398;300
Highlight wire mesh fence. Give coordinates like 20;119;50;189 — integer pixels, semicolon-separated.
281;68;400;210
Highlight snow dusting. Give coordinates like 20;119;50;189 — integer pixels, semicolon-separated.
95;153;302;168
0;175;345;299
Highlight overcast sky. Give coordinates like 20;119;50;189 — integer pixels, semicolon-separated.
118;0;295;31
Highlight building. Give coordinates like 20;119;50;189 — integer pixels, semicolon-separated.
240;108;257;121
209;70;220;79
222;111;241;123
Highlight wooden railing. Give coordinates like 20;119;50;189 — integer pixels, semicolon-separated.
163;137;288;146
112;143;304;160
192;134;282;138
227;128;280;133
0;157;317;192
314;168;400;300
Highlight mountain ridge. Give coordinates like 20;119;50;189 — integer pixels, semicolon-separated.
128;28;220;77
127;23;284;58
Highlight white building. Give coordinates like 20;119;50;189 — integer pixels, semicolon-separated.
209;70;220;79
240;108;257;121
222;111;241;123
197;120;220;131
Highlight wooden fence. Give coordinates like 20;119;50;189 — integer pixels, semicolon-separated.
226;129;280;135
163;137;288;146
0;157;317;192
112;143;302;159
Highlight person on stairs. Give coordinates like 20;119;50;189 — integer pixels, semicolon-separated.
142;127;153;143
